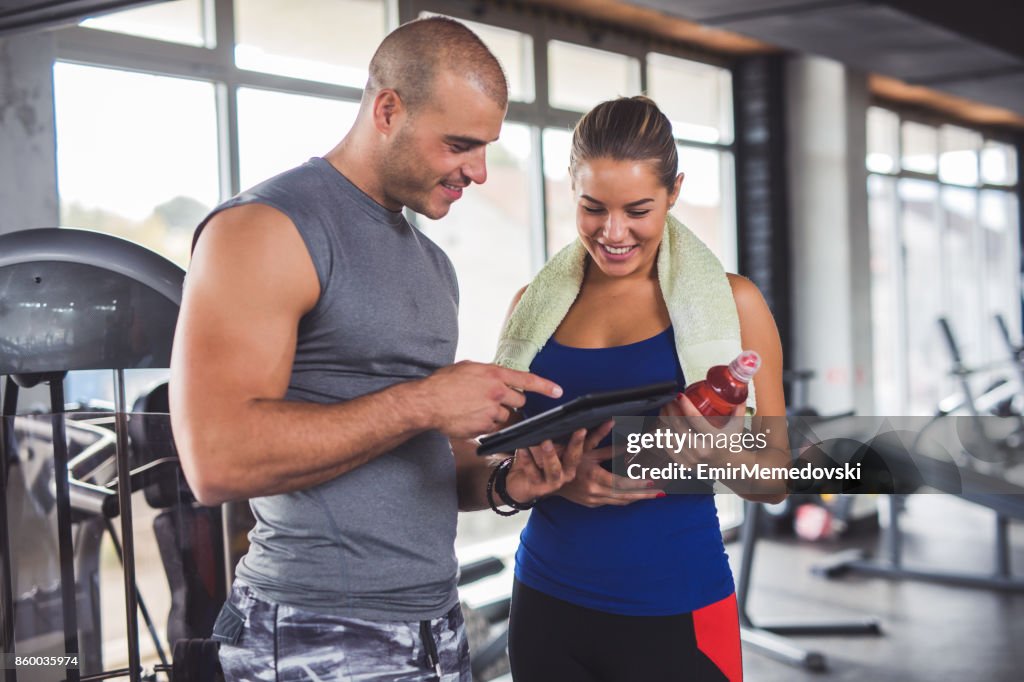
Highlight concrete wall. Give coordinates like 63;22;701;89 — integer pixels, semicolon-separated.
0;31;58;234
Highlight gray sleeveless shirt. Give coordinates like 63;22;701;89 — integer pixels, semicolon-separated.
193;157;461;621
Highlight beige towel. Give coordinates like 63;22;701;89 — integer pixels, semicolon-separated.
494;214;756;414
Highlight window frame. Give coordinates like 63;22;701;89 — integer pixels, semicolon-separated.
54;0;739;269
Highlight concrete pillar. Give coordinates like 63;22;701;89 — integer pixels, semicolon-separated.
786;55;874;416
1;32;59;413
0;31;58;234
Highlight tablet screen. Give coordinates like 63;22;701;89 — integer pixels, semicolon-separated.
476;381;678;456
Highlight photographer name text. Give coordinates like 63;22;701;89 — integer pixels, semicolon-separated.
625;461;863;482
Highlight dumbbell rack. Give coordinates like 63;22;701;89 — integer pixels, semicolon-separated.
0;228;185;682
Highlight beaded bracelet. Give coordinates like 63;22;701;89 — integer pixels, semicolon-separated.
486;457;519;516
494;455;537;511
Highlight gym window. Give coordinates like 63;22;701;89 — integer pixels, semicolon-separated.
866;105;1020;415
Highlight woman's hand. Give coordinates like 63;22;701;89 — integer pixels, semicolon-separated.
658;394;746;467
504;420;615;504
557;444;665;508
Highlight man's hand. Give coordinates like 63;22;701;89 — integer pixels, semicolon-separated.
502;420;612;504
415;361;562;438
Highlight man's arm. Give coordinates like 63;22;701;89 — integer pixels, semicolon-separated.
170;204;560;506
453;285;611;511
453;439;501;512
453;424;611;512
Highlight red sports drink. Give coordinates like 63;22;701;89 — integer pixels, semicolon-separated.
682;350;761;417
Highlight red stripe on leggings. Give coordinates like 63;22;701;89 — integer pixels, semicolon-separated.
692;592;743;681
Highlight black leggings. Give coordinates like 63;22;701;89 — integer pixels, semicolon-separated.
507;580;741;682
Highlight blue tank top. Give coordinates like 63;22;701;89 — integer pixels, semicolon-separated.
514;326;735;616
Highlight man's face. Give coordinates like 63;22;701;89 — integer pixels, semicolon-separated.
380;71;505;220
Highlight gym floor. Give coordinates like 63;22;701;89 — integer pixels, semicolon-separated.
103;493;1024;680
467;494;1024;682
738;494;1024;681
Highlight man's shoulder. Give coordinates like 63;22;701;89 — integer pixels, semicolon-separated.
186;200;320;311
194;204;309;268
234;159;327;206
193;199;297;253
193;160;333;251
204;201;294;231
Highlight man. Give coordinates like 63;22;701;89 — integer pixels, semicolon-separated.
170;17;595;681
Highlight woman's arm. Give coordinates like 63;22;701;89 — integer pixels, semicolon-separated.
729;273;790;503
659;274;789;502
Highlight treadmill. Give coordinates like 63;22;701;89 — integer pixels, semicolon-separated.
0;228;221;682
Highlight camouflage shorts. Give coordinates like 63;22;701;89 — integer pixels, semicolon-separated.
212;581;472;682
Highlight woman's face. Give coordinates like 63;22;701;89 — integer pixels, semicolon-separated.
573;157;682;280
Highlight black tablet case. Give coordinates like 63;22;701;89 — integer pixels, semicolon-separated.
476;381;678;455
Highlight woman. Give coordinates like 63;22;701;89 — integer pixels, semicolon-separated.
492;96;789;681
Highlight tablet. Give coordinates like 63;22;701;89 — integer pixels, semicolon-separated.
476;381;678;456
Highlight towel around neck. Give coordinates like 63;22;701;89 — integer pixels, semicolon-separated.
494;214;757;415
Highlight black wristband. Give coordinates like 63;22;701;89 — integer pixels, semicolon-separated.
495;455;537;511
486;457;519;516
